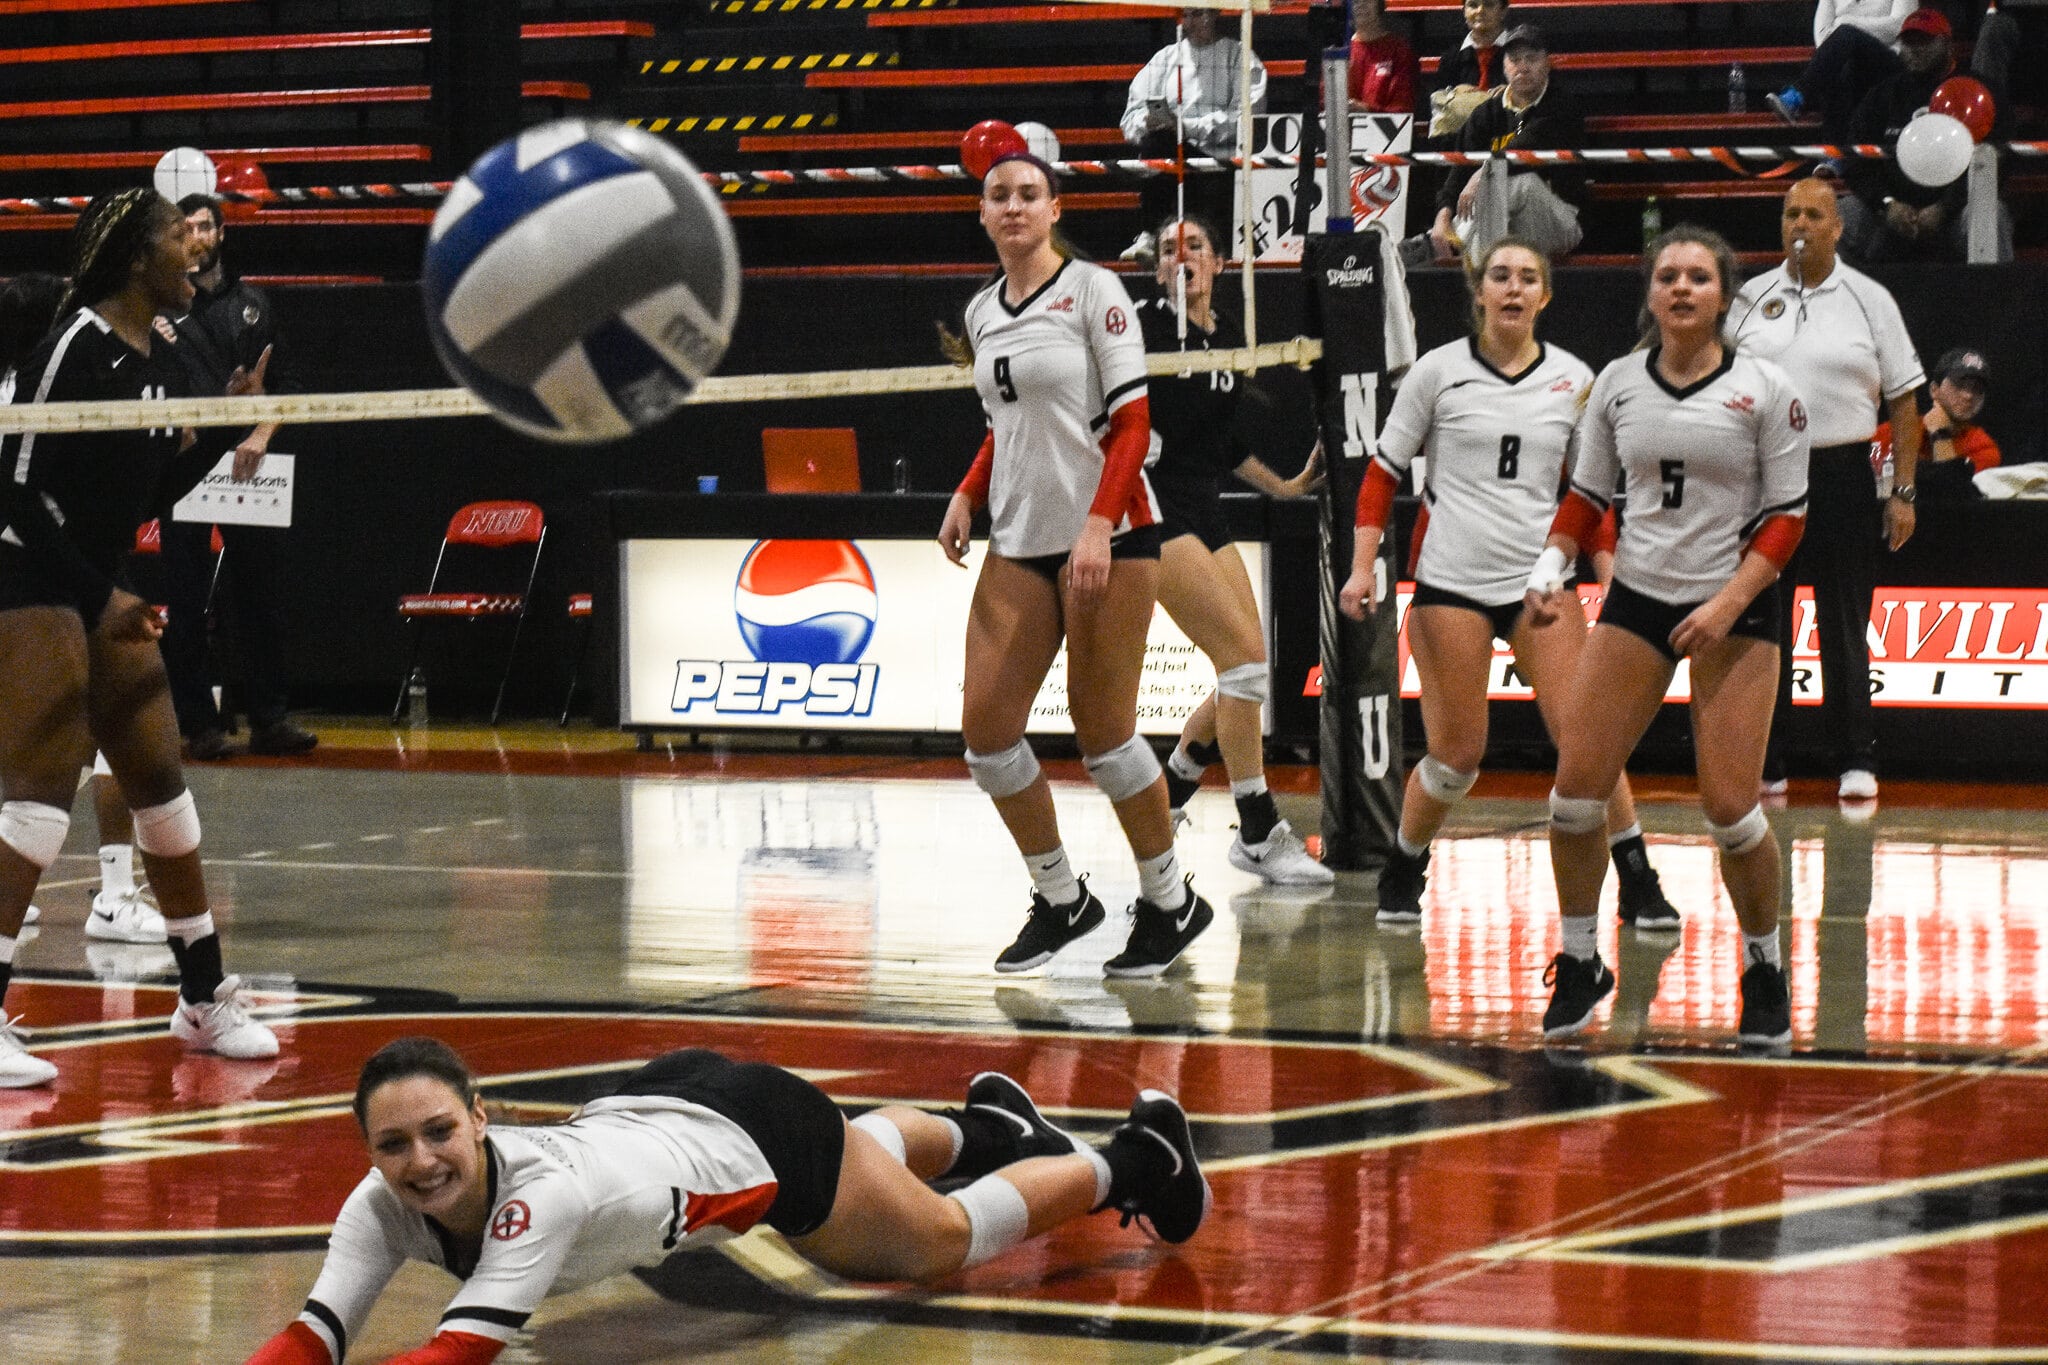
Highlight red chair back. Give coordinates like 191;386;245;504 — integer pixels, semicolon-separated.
447;500;544;547
135;519;161;553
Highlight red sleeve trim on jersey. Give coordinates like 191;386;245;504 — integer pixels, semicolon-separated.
1353;462;1400;530
382;1331;504;1365
244;1322;331;1365
1088;395;1151;524
956;430;994;506
1406;503;1430;578
1548;491;1604;548
1583;506;1618;557
1746;513;1805;571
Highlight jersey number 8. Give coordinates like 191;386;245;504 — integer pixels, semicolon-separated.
1497;434;1520;480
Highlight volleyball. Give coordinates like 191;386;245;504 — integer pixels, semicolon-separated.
421;119;741;444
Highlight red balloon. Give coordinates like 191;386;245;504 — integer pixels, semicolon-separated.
960;120;1028;179
1930;76;1995;143
213;158;269;221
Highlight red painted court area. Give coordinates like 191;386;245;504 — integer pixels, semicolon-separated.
9;988;2048;1360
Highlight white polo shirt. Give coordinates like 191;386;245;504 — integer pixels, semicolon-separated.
1726;259;1923;448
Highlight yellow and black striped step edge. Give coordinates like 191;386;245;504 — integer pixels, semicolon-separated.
644;52;898;75
714;0;945;13
626;112;843;133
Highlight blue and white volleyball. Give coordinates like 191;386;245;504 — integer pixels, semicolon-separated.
422;119;741;443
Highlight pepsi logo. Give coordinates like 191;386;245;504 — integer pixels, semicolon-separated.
735;540;877;667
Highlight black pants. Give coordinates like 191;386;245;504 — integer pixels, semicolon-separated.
161;519;292;736
1798;27;1901;145
1769;444;1880;776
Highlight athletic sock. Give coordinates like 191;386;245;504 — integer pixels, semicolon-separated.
99;844;136;900
164;916;223;1003
1608;827;1653;888
1395;830;1430;859
1744;928;1782;970
1232;778;1279;844
1561;915;1599;962
0;932;15;1003
1081;1144;1113;1208
1025;846;1082;909
1166;747;1207;783
1136;848;1188;910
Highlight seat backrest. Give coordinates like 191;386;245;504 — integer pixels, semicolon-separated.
135;519;161;554
762;428;861;494
446;500;544;546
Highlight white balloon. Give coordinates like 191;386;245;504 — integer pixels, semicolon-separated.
1014;121;1061;165
1896;112;1973;188
153;146;217;202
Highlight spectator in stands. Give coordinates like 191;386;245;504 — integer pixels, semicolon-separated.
158;194;318;759
1429;0;1510;137
1120;7;1268;257
1404;25;1583;269
1766;0;1919;143
1836;12;2014;264
1349;0;1419;114
1872;348;2000;500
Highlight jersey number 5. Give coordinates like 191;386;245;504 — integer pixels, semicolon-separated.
993;356;1018;403
1496;435;1520;480
1659;459;1686;509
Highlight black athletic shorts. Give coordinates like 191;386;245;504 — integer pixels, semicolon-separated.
1412;580;1526;645
1010;522;1163;584
1599;578;1778;663
1151;477;1232;553
614;1048;846;1237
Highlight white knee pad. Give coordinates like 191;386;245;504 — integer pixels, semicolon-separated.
1216;662;1270;704
133;790;201;857
1548;789;1607;837
0;801;70;869
850;1111;908;1165
1708;805;1771;856
1416;755;1479;806
965;740;1041;799
948;1174;1032;1268
1083;735;1162;803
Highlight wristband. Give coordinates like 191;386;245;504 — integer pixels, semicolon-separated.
1525;545;1571;598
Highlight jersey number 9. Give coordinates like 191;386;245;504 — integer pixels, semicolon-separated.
994;356;1018;403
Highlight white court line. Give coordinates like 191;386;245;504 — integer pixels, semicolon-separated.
358;833;393;842
297;842;335;851
207;857;626;879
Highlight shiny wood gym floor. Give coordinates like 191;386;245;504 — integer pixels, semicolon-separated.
6;720;2048;1363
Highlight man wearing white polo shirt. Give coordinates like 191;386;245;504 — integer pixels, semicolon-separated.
1728;177;1923;802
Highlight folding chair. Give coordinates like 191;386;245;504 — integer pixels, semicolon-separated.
761;427;862;493
393;500;546;725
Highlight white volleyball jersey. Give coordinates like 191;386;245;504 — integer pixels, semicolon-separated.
1376;338;1595;603
1573;348;1810;603
1725;260;1923;447
966;259;1155;558
294;1097;776;1358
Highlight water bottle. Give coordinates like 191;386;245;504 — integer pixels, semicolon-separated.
1728;62;1747;115
1641;194;1662;249
405;668;428;726
892;457;911;493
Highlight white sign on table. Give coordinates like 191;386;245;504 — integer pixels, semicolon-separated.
171;453;295;528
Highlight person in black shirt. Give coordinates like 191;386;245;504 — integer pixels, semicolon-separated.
160;193;317;758
0;188;278;1088
1142;217;1333;888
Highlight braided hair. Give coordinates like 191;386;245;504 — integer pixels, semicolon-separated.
60;187;170;317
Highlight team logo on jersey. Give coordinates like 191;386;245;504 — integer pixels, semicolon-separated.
1789;397;1808;431
1046;296;1075;314
1105;307;1128;335
1762;297;1787;319
671;540;880;717
490;1200;532;1240
242;304;262;326
1549;377;1575;393
1723;393;1756;414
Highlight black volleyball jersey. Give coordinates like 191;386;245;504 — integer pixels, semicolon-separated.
1136;294;1255;489
0;307;199;620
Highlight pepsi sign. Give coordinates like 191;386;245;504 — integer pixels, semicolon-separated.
670;539;880;716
